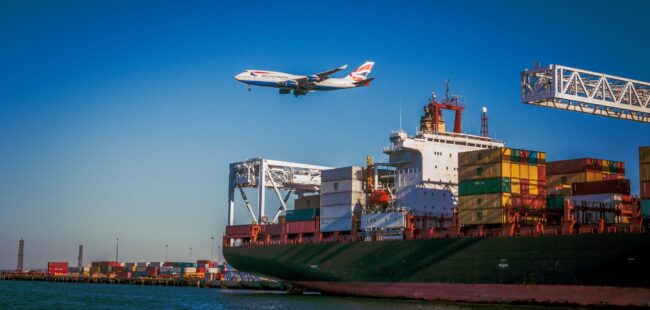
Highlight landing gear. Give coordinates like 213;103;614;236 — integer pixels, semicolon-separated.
247;85;252;91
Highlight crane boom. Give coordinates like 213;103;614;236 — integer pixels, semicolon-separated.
521;64;650;123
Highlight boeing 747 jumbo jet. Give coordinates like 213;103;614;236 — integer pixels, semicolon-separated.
234;61;375;96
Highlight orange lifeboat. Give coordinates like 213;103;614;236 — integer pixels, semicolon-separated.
369;190;391;204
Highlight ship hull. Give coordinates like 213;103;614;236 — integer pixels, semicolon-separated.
223;233;650;307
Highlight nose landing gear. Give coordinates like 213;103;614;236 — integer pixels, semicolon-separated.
247;85;252;91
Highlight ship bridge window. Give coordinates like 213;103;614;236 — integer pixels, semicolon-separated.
334;182;339;191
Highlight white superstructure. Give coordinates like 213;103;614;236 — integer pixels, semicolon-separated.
384;129;504;217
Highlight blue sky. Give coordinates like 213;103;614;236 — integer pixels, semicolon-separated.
1;1;649;269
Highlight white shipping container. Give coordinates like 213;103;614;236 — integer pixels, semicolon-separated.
207;268;219;273
183;267;197;273
361;212;406;230
148;262;163;267
321;192;366;206
322;166;364;182
321;203;362;218
570;193;623;208
321;179;364;194
320;217;352;232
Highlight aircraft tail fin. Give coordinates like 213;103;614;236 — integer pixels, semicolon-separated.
344;61;375;82
353;77;375;86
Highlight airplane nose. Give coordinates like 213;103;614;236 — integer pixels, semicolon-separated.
234;74;242;81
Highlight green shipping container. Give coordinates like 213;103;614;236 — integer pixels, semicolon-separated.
511;150;520;163
286;208;319;222
459;178;511;195
546;196;565;211
641;199;650;217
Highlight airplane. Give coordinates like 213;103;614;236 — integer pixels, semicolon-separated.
234;61;375;96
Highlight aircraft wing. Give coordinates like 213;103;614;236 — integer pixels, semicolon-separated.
313;64;348;81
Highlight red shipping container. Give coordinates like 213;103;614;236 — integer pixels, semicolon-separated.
641;181;650;199
48;262;69;275
547;158;601;175
225;224;259;237
262;223;284;236
196;260;211;264
118;272;132;279
197;267;206;273
286;220;317;234
520;179;530;195
520;150;530;164
572;179;630;196
537;166;546;182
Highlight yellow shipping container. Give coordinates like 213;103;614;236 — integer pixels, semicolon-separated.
601;160;610;172
641;163;650;181
640;146;650;164
547;172;587;189
458;193;512;210
459;148;511;166
530;181;539;195
511;163;520;179
458;162;510;180
458;207;506;225
511;179;521;194
528;165;538;180
538;152;546;161
587;171;603;182
520;164;529;179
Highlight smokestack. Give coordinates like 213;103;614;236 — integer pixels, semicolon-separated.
78;245;83;268
480;107;489;137
17;238;24;272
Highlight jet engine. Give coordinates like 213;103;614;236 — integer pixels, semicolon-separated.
307;75;319;82
284;80;299;88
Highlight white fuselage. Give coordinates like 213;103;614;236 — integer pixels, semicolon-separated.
234;70;358;91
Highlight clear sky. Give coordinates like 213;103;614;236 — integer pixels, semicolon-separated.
1;1;649;269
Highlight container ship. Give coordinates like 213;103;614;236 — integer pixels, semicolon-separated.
222;82;650;307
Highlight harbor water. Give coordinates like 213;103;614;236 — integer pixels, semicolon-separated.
0;281;570;309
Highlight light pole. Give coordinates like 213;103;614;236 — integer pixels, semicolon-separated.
165;244;168;262
211;236;215;262
115;238;119;262
189;247;192;262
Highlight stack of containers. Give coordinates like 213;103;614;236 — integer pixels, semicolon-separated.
570;179;631;223
320;167;365;232
640;146;650;217
547;158;625;192
458;147;546;225
47;262;69;275
286;207;319;235
546;158;626;212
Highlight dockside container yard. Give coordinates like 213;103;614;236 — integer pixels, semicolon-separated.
221;72;650;307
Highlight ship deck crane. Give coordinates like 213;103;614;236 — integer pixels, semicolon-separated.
521;63;650;123
227;158;332;226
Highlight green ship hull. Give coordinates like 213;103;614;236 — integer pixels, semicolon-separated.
224;233;650;306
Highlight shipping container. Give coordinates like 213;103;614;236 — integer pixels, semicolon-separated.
547;172;587;189
548;158;600;175
640;146;650;164
321;204;357;218
458;193;512;210
569;193;623;209
321;179;364;193
321;166;364;182
261;223;283;235
225;224;259;237
572;179;630;196
459;178;511;195
546;196;565;211
459;148;511;166
321;191;366;206
286;208;319;222
641;199;650;217
47;262;69;275
320;217;352;232
294;195;320;210
642;181;650;199
641;163;650;181
361;212;406;230
458;162;510;180
458;208;506;225
286;220;318;234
